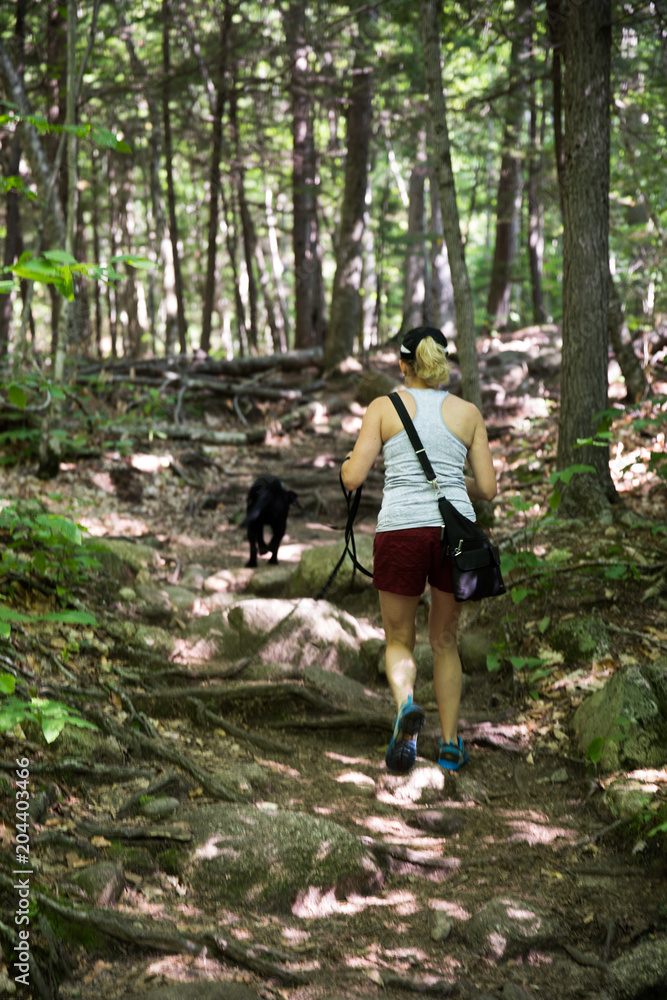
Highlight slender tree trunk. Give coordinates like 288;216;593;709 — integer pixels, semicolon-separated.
120;9;169;354
91;150;103;355
0;0;27;360
265;188;291;346
428;176;455;334
221;183;247;356
53;0;78;385
608;273;649;402
162;0;187;354
419;0;481;408
324;36;373;369
546;0;565;211
400;146;428;336
556;0;616;513
486;0;529;329
230;84;259;353
0;39;66;248
527;39;546;324
201;6;232;354
284;0;325;349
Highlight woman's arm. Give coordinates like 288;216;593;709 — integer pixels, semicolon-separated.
340;397;385;491
465;410;497;501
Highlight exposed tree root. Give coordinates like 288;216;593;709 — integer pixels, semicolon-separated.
88;710;247;804
32;893;312;987
187;697;295;754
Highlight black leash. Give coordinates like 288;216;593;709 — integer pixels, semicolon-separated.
315;472;373;600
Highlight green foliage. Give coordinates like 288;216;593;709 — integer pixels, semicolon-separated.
0;500;104;593
5;250;152;302
0;673;96;744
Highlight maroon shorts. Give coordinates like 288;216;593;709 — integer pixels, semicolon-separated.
373;527;453;596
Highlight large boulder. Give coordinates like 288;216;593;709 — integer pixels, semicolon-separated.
218;597;384;683
572;659;667;771
182;804;382;913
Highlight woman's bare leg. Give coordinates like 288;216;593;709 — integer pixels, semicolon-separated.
378;590;422;710
429;587;463;744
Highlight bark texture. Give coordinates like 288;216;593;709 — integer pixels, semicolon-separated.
324;42;373;369
285;0;325;350
419;0;481;408
486;0;529;329
556;0;616;512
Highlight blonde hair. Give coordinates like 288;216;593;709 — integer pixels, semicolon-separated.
404;336;451;387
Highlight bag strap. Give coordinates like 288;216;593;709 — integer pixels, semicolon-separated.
388;392;461;523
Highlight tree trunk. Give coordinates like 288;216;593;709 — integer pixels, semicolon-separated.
0;38;67;248
608;273;650;402
230;84;259;354
201;7;232;355
546;0;565;211
324;37;373;369
120;8;169;354
418;0;481;409
527;65;546;324
284;0;325;350
53;0;78;385
428;175;455;334
400;149;428;336
162;0;187;354
265;188;291;346
556;0;616;513
486;0;529;329
0;0;27;360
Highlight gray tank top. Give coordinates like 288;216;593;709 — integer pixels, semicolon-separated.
376;388;475;532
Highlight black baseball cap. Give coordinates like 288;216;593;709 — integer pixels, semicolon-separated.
400;326;448;360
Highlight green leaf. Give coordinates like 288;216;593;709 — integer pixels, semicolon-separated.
8;385;27;409
538;616;551;634
585;736;606;764
0;279;15;293
41;610;98;626
43;250;77;265
0;606;31;622
511;587;529;605
0;673;16;694
0;623;10;639
486;651;501;672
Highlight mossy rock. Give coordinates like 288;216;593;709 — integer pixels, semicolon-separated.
548;615;610;665
182;803;382;913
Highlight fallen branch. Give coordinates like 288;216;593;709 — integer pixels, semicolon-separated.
101;422;266;446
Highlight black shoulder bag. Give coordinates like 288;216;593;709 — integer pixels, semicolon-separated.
389;392;506;603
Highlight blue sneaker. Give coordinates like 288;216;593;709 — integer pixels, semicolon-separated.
437;736;469;772
385;695;425;773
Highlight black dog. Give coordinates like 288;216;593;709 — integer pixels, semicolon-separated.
242;475;299;568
